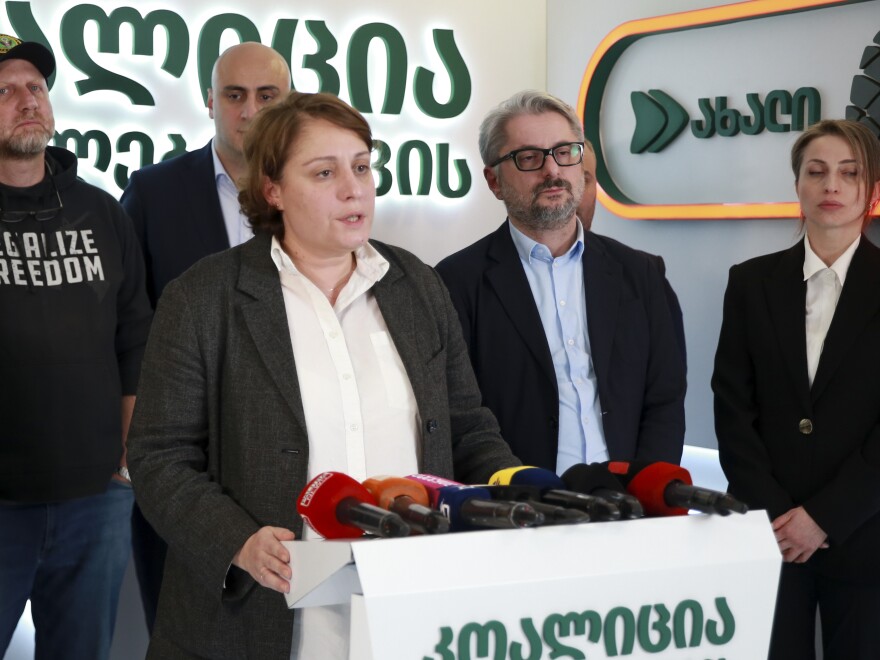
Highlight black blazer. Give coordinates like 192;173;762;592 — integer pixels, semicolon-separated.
713;237;880;582
436;221;686;470
120;141;229;307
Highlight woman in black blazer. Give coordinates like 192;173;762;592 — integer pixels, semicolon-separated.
713;119;880;660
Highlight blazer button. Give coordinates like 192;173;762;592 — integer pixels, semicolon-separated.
798;418;813;435
426;419;438;434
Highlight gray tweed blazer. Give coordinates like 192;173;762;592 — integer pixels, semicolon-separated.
127;232;519;659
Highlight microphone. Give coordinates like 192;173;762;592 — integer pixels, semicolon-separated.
605;461;749;516
481;485;591;524
561;463;645;519
297;471;411;538
406;474;544;531
488;466;622;521
362;476;450;534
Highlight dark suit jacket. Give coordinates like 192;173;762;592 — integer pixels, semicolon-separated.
713;237;880;583
435;221;686;470
120;141;229;307
127;232;520;659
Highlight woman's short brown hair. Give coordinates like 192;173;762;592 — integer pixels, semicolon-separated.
791;119;880;228
238;91;373;238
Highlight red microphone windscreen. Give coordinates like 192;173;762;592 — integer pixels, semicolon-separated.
625;462;692;516
297;471;377;539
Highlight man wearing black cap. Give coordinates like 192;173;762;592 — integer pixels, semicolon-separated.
0;35;152;660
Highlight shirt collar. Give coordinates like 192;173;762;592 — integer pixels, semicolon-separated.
269;236;390;284
508;218;584;264
211;139;235;189
803;233;860;286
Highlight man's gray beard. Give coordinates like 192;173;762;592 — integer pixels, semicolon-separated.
0;127;52;159
505;193;579;232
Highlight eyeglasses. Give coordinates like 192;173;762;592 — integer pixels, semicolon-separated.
0;179;63;223
490;142;585;171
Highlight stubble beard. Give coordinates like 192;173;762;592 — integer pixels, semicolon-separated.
0;116;54;160
501;176;581;232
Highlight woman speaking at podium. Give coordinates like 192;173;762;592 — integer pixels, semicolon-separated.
126;91;519;659
713;119;880;660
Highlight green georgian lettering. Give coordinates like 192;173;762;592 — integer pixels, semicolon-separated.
715;97;741;137
302;20;340;95
269;19;297;89
705;597;736;645
457;621;508;660
160;134;188;161
603;607;636;657
509;617;543;660
423;625;455;660
347;22;406;114
791;87;821;131
672;599;704;648
691;98;715;138
636;604;671;653
543;611;602;659
7;1;56;88
113;131;154;189
397;140;432;195
53;129;111;172
197;14;260;105
413;29;471;119
740;93;765;136
60;5;187;105
372;140;393;196
764;90;792;133
435;143;471;199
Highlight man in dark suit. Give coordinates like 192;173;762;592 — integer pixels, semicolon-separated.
436;90;686;473
119;41;291;631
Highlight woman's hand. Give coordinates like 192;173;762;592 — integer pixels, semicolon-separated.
772;507;829;563
232;526;296;593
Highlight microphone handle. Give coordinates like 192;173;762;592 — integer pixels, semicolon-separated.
458;498;544;529
337;498;412;537
663;482;725;516
542;489;622;521
593;487;644;519
388;496;450;534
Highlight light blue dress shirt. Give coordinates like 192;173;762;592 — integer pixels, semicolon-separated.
508;220;609;474
211;140;251;247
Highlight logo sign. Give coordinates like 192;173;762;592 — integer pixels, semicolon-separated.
577;0;880;220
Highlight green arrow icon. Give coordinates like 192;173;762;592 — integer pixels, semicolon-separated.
630;90;689;153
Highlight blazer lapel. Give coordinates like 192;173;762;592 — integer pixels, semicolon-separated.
582;236;621;386
236;235;307;433
187;142;231;252
763;242;812;408
484;224;557;389
811;238;880;400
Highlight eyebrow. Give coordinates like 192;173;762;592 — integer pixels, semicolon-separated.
221;85;281;93
806;158;858;165
302;150;372;167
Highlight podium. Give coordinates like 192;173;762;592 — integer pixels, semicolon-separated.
284;510;780;659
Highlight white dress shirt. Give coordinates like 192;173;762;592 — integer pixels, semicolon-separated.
803;233;859;386
269;238;420;660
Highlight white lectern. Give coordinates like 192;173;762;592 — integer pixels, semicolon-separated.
284;510;780;659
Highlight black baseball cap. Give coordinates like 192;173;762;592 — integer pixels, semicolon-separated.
0;34;55;79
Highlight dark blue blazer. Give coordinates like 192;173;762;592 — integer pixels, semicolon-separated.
436;221;687;470
120;141;229;306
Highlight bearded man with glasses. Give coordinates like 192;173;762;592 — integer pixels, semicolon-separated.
0;35;151;660
436;90;686;476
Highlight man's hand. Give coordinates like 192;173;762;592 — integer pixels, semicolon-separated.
772;506;829;563
232;527;296;593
